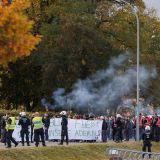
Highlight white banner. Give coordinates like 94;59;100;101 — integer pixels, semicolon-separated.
13;118;102;141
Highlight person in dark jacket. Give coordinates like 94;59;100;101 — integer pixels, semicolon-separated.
18;112;31;146
112;117;117;141
43;113;50;141
142;125;152;158
59;111;68;145
101;116;108;142
0;116;7;145
124;117;131;141
30;113;35;143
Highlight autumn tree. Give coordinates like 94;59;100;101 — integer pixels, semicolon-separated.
0;0;41;64
1;0;160;110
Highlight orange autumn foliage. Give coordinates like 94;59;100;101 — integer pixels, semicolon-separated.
0;0;41;64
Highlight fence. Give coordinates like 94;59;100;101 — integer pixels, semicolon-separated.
106;148;160;160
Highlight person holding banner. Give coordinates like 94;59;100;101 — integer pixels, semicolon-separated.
101;116;108;142
59;111;69;145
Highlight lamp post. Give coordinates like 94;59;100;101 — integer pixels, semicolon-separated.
115;0;140;141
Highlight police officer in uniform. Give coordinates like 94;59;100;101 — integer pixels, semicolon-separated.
59;111;68;145
32;112;46;147
0;115;7;145
18;112;31;146
142;125;152;158
5;113;18;148
43;113;50;141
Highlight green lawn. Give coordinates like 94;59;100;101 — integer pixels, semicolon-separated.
0;142;159;160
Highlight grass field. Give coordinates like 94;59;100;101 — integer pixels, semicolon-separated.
0;142;159;160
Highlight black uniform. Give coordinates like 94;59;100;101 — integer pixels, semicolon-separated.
43;116;50;141
0;117;7;145
142;130;152;158
59;115;68;145
18;116;31;146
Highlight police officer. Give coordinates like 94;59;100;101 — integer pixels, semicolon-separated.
18;112;30;146
59;111;68;145
0;115;7;145
32;112;46;147
43;113;50;141
142;125;152;158
5;113;18;148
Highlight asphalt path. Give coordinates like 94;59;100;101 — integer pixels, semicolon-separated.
0;140;136;150
0;141;100;150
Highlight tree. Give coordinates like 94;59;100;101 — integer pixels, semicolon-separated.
0;0;41;65
96;0;160;106
0;57;42;111
1;0;160;110
34;0;113;97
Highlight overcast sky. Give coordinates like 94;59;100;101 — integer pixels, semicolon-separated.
143;0;160;17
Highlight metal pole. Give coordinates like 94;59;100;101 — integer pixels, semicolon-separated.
135;13;140;141
115;0;140;141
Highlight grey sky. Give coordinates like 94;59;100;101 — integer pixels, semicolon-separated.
143;0;160;17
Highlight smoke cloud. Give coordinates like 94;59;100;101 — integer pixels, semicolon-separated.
41;53;157;113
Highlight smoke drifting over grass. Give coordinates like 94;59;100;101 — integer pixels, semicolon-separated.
41;53;157;112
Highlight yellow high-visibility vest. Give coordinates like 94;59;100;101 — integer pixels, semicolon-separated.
32;117;43;129
6;117;15;130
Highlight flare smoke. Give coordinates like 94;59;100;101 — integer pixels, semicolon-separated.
41;53;157;112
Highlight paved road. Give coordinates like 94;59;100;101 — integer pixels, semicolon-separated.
0;141;97;150
0;140;135;150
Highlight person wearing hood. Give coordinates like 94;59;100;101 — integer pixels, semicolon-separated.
142;125;152;158
18;112;31;146
59;111;68;145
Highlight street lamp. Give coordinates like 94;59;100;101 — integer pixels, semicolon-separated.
115;0;140;141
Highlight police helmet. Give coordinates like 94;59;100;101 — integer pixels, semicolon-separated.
21;112;26;116
60;111;67;116
145;125;150;131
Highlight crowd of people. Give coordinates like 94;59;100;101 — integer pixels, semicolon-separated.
0;111;160;148
100;113;160;143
